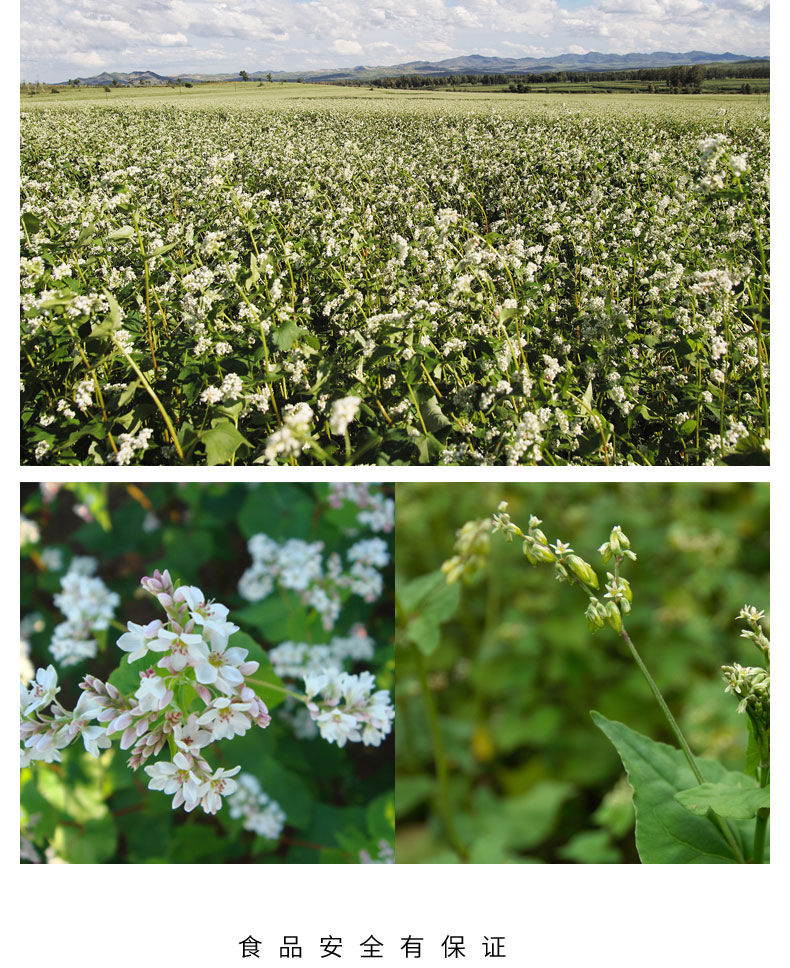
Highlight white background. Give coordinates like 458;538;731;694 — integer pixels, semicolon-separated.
6;4;786;965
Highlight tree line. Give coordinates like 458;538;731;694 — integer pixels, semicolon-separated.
348;60;768;91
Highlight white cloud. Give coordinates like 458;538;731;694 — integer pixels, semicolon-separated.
19;0;769;82
332;39;364;56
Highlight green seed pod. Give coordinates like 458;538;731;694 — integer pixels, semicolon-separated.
605;601;622;632
554;562;569;583
585;599;606;632
533;544;556;564
522;540;538;566
566;554;599;590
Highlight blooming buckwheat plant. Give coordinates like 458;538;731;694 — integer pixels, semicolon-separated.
480;506;768;864
21;570;270;816
239;531;391;631
21;481;395;864
21;567;393;832
21;97;767;466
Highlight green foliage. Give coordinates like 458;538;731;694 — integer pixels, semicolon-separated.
592;712;754;863
398;572;461;656
674;780;769;820
395;482;768;863
20;482;394;864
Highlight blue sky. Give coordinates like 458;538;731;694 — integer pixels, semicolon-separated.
21;1;769;82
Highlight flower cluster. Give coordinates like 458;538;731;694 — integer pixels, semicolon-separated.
227;773;287;839
22;569;271;817
20;664;110;764
238;532;390;630
441;518;493;584
327;483;395;533
49;556;120;666
22;560;395;829
268;625;375;679
21;515;40;547
722;606;770;738
359;839;395;864
303;669;394;748
269;624;383;742
697;133;749;192
491;508;638;634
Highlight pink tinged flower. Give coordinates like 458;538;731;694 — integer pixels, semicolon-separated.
81;724;111;758
144;752;203;811
197;698;252;741
200;765;241;815
23;665;59;717
195;683;212;704
240;687;272;728
120;724;140;750
55;691;104;746
117;620;164;662
156;629;207;673
21;743;62;766
101;709;134;733
141;569;173;596
134;669;173;713
187;595;238;649
194;645;247;694
173;716;212;754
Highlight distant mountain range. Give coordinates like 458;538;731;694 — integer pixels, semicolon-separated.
58;51;768;87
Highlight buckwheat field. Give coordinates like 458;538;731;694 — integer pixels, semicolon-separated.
20;88;769;465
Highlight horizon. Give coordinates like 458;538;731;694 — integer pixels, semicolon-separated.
21;1;769;84
36;49;770;86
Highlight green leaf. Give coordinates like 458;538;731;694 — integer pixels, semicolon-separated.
399;571;460;656
366;793;395;841
675;781;769;820
37;761;109;824
52;816;117;863
591;711;748;863
399;571;459;623
145;241;178;259
200;420;249;465
108;654;149;696
76;223;95;247
745;720;761;778
558;830;621;864
581;379;594;412
273;320;300;351
395;774;435;818
498;780;575;850
418;394;451;435
236;592;314;642
106;225;135;240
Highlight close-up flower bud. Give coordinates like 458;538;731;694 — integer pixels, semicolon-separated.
567;555;600;589
605;601;622;632
585;598;606;632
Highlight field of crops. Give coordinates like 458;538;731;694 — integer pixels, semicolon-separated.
20;87;769;465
